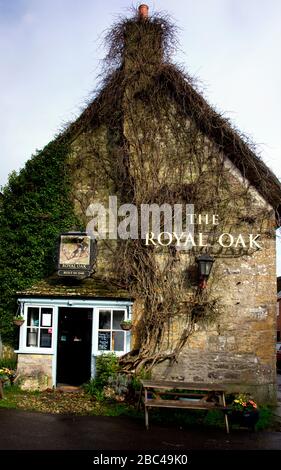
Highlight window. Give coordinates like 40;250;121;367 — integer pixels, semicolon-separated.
97;309;126;352
26;307;53;348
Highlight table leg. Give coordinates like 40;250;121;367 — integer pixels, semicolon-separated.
222;392;229;434
137;384;143;411
145;405;149;430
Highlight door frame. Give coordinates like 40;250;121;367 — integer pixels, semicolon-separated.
56;306;93;386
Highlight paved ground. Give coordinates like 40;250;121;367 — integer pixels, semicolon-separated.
0;374;281;467
0;407;280;451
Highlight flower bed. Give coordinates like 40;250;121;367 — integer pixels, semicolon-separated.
0;368;17;398
0;368;15;383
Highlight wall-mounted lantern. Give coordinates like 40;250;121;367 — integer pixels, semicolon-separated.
196;254;215;289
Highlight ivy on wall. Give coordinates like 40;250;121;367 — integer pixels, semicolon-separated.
0;138;79;345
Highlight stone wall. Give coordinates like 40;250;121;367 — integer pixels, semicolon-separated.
1;344;17;361
16;354;53;390
153;235;277;403
67;112;278;404
277;300;281;341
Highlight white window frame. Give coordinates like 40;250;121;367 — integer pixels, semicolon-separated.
18;303;56;354
93;307;130;357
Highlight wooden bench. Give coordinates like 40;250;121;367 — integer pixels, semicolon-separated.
139;380;229;433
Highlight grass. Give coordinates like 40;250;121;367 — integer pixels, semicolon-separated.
0;384;276;431
0;383;138;417
0;384;27;409
255;406;275;430
0;358;17;370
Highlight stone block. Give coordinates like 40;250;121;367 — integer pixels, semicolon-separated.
16;354;52;391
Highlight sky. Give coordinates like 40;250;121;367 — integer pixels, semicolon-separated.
0;0;280;274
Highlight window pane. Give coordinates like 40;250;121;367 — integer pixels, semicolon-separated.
40;329;52;348
27;307;39;327
41;308;53;315
98;331;110;351
41;309;52;327
26;328;38;347
99;310;111;329
113;310;125;330
112;331;124;351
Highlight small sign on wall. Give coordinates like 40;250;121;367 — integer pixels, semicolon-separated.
57;232;96;279
42;313;52;327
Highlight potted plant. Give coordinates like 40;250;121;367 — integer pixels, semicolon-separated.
226;393;259;430
13;315;25;326
0;368;16;399
120;319;132;331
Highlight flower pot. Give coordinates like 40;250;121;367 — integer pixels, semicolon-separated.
227;409;259;430
13;319;24;326
120;322;132;331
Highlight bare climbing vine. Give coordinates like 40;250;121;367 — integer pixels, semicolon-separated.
65;9;278;372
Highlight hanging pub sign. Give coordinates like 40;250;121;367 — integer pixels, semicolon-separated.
57;232;96;278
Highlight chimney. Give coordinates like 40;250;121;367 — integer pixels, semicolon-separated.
138;4;149;20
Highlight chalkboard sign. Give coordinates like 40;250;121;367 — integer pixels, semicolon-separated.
98;332;110;351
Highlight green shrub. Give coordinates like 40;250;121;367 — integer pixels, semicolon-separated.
130;368;151;391
0;358;17;370
0;139;79;345
83;353;119;401
255;406;274;430
95;353;119;388
108;373;130;396
203;409;225;428
83;379;99;395
83;379;105;401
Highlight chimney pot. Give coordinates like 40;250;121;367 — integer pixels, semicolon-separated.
138;4;149;20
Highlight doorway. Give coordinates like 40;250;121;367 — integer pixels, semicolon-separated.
57;307;93;386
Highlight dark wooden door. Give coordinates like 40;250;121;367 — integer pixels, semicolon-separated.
57;307;93;385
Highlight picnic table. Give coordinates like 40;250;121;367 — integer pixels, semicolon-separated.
139;379;229;433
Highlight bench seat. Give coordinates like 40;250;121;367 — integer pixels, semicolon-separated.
145;398;225;410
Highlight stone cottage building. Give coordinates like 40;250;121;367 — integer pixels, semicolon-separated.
277;276;281;342
2;6;281;401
